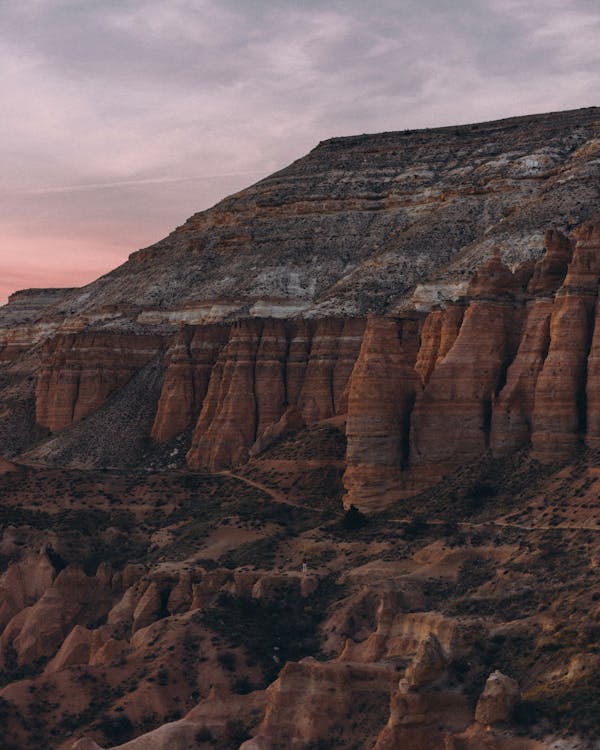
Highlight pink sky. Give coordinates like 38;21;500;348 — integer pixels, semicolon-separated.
2;0;600;305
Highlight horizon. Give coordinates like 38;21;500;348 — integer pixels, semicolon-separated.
2;0;600;304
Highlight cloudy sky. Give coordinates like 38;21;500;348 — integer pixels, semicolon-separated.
1;0;599;303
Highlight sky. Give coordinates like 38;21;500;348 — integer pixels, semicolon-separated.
1;0;599;304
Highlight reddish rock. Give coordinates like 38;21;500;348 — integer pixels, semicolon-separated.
36;332;163;432
0;565;112;668
403;634;446;690
468;249;520;300
475;671;520;726
285;319;312;406
298;318;345;422
186;317;364;470
527;229;573;295
410;256;522;480
332;317;367;414
132;581;162;632
249;405;305;457
151;324;227;442
187;320;264;470
415;309;443;385
44;624;91;672
531;224;600;459
0;550;56;629
243;658;395;750
254;319;289;437
491;299;552;455
343;316;420;512
584;226;600;448
373;687;471;750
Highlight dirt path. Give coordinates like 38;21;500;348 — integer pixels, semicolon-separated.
219;470;318;512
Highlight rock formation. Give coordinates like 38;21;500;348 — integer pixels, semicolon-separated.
185;318;364;470
343;315;420;512
2;108;600;750
151;324;228;442
475;671;521;726
409;253;524;482
24;107;600;327
36;332;163;432
531;223;600;459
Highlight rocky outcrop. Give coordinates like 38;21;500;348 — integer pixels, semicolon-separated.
490;298;553;455
410;254;524;481
475;671;520;726
0;564;113;668
35;332;163;432
186;320;270;470
373;685;471;750
150;324;228;442
186;318;364;470
343;316;420;512
531;223;600;459
403;634;446;690
0;550;56;629
242;658;395;750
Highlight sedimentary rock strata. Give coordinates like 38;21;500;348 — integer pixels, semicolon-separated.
35;332;163;432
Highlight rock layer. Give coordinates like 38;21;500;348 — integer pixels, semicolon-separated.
151;324;228;442
35;332;163;432
185;318;365;470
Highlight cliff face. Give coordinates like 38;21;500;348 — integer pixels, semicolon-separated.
150;324;229;442
20;223;600;496
410;253;524;479
343;316;420;512
341;223;600;509
35;333;164;433
185;318;365;471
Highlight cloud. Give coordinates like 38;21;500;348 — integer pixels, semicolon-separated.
1;0;599;303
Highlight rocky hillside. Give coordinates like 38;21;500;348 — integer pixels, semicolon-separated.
2;108;600;750
2;106;599;334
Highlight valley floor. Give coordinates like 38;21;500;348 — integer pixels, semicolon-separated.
1;423;600;749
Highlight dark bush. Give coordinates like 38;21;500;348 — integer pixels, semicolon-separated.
343;505;368;530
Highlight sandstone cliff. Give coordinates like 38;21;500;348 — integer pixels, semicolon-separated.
35;332;164;433
185;318;364;470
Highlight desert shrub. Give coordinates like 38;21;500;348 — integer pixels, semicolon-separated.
225;719;251;747
523;670;600;736
456;556;495;593
195;727;213;742
343;505;368;530
95;713;134;745
218;652;236;671
202;578;339;683
403;516;428;540
232;676;254;694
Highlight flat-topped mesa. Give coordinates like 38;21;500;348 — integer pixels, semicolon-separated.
531;222;600;460
185;318;365;471
409;254;523;484
0;288;75;325
28;107;600;324
36;332;164;433
343;316;421;513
